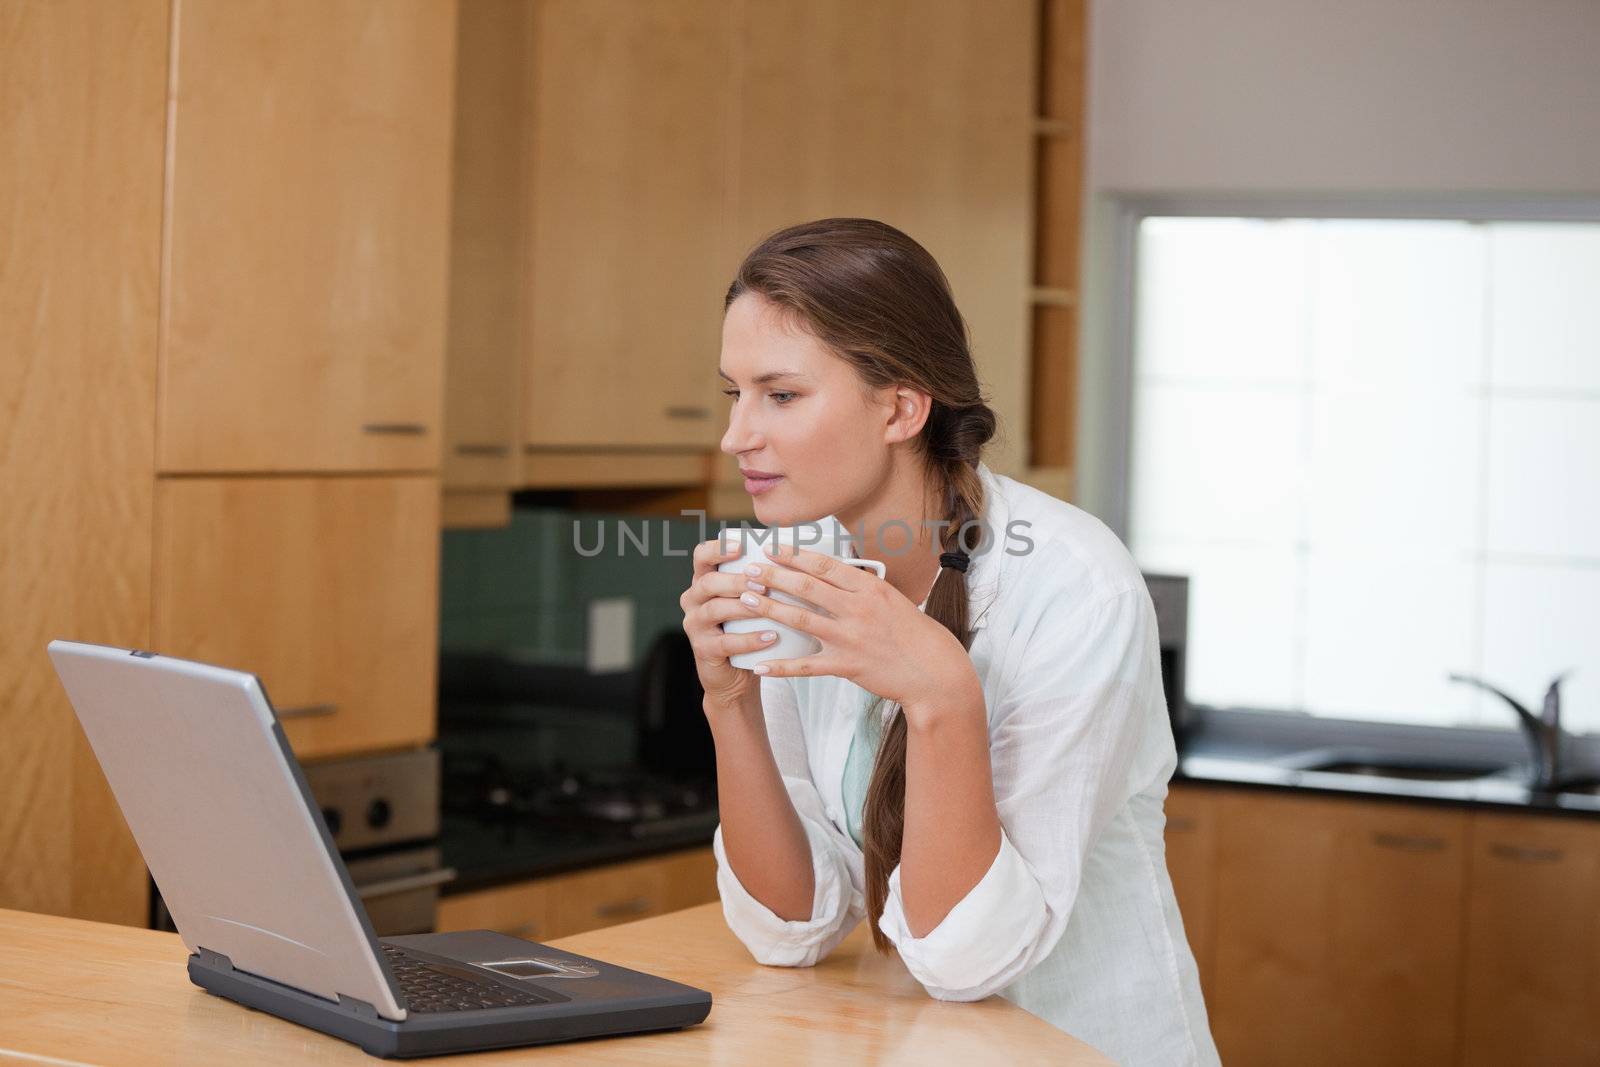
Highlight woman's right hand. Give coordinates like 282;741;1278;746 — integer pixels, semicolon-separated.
681;537;776;711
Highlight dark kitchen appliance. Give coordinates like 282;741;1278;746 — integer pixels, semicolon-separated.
153;748;452;936
442;753;718;841
435;628;719;891
1143;572;1191;744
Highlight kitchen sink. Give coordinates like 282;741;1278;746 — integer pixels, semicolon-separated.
1296;758;1516;783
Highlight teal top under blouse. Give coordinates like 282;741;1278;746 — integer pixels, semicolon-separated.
841;686;886;848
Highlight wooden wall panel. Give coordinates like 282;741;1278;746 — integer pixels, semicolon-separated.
0;0;169;925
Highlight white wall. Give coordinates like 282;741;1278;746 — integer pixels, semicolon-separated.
1077;0;1600;520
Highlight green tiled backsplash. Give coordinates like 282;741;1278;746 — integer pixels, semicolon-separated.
440;507;715;667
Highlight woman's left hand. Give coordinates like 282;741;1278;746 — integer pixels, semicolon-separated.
735;543;981;715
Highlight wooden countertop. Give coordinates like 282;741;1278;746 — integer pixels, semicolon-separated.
0;903;1110;1064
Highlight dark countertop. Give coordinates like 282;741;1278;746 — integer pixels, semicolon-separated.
440;811;718;896
440;709;1600;897
1174;708;1600;820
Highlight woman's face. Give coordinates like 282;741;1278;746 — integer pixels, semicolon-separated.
718;293;896;526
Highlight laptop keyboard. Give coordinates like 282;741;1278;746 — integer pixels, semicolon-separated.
380;944;560;1014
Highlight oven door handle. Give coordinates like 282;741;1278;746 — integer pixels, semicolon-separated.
354;867;458;900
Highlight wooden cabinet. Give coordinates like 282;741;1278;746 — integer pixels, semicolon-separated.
437;848;719;942
521;0;734;452
436;877;554;943
1461;813;1600;1066
152;476;440;761
733;0;1036;481
0;0;169;927
1211;791;1467;1067
159;0;456;474
443;0;527;496
1164;785;1218;995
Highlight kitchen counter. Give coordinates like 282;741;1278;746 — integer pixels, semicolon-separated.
1176;733;1600;819
0;903;1109;1064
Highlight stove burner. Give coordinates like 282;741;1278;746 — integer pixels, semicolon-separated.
442;753;718;837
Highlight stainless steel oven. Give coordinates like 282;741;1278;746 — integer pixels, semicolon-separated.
152;747;453;936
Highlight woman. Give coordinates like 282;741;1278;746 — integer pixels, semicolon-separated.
679;218;1218;1066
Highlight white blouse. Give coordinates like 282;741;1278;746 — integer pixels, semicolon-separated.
711;463;1221;1066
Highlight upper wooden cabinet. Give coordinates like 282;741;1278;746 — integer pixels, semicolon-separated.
159;0;457;474
735;0;1036;478
152;476;440;761
1211;791;1468;1067
1461;812;1600;1066
443;0;527;492
522;0;734;450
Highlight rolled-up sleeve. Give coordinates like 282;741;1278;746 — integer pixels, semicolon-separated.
713;676;863;967
876;583;1156;1000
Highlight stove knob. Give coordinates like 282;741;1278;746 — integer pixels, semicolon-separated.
366;798;392;830
321;806;343;837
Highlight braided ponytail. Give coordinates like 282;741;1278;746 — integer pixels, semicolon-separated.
860;413;993;950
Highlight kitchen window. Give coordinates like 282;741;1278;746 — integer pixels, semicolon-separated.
1116;205;1600;733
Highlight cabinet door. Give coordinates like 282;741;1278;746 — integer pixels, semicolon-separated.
1461;813;1600;1066
437;848;718;942
656;847;720;914
153;476;439;760
1164;785;1218;995
160;0;455;473
437;880;552;942
1212;792;1467;1067
736;0;1035;477
523;0;733;449
545;855;670;940
444;0;526;491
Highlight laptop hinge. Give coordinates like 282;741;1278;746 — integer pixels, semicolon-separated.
193;946;235;973
337;993;382;1020
194;945;390;1020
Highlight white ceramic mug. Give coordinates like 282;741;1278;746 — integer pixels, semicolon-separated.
717;522;886;670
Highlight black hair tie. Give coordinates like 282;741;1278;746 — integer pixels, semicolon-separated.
939;551;970;573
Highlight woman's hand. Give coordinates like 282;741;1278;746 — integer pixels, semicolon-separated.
735;543;982;716
680;537;780;711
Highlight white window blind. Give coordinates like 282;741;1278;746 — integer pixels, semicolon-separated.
1128;217;1600;732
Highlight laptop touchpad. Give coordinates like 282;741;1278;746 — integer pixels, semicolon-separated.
482;958;599;980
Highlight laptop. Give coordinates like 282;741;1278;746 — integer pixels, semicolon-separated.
46;640;712;1059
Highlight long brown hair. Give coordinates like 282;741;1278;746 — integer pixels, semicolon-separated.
724;217;997;951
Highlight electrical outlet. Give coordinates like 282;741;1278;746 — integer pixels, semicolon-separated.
587;597;635;673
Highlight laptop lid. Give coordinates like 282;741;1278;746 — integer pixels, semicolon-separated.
46;640;408;1020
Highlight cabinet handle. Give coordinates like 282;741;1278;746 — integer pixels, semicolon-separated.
498;920;542;939
1166;816;1198;833
1372;831;1447;852
277;703;337;720
664;405;710;420
454;443;510;457
596;896;653;919
362;422;428;436
1489;842;1565;864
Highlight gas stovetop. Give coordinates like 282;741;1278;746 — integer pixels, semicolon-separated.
442;752;719;840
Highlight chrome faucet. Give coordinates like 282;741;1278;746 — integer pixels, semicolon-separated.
1448;671;1595;792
